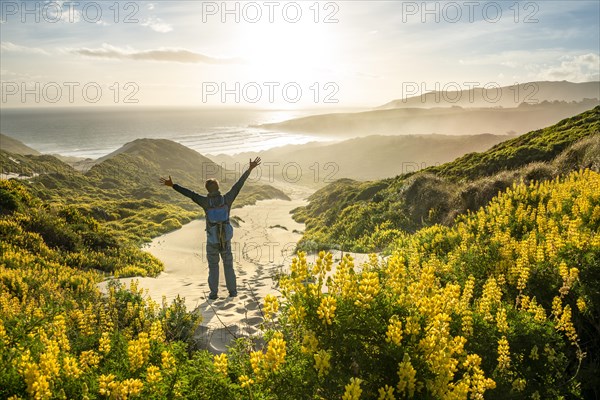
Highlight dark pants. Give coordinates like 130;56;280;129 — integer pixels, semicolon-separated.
206;241;237;297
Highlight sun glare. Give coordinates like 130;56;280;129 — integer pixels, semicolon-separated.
238;21;339;79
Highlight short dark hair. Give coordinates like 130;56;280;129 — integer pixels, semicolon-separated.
205;179;219;192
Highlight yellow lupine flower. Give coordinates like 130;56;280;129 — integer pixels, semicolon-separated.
497;336;510;370
301;330;319;354
161;350;176;370
313;349;331;377
239;374;254;388
39;341;60;378
264;332;286;371
146;365;162;384
79;350;100;371
98;373;118;397
385;317;403;346
118;378;144;398
62;355;82;379
128;332;150;371
213;353;228;376
21;362;51;400
342;377;363;400
99;332;111;355
577;297;587;312
263;294;279;321
288;304;306;324
397;355;417;397
149;320;165;342
355;271;380;308
317;296;337;325
377;385;395;400
496;307;508;333
250;350;264;376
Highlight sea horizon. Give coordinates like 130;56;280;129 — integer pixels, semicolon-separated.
0;106;349;160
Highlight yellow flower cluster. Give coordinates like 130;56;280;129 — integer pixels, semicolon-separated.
213;353;228;376
497;336;511;371
385;317;403;346
246;332;287;383
161;350;176;370
342;377;363;400
263;294;279;321
99;332;111;355
239;374;254;388
98;373;143;399
377;385;395;400
397;355;417;397
264;332;287;371
301;330;319;354
313;349;331;377
355;271;380;308
127;332;150;371
145;365;162;384
316;296;337;325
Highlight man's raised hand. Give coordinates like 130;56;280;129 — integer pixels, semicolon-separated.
249;157;262;171
160;175;174;187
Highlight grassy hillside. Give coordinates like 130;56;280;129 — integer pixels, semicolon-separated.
1;138;289;242
264;169;600;398
212;133;514;184
2;112;599;398
3;157;598;399
294;106;600;252
0;132;41;155
426;105;600;181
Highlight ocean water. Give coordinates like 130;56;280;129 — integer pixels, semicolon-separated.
0;107;329;159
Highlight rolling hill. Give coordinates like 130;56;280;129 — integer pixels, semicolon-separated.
292;106;600;252
1;137;288;242
0;132;41;155
212;133;514;183
259;99;598;137
377;80;600;109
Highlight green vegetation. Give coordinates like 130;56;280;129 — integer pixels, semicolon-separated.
294;106;600;252
1;107;599;398
0;179;162;278
426;106;600;181
1;138;289;243
4;169;598;398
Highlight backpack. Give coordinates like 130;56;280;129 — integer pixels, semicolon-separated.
206;195;233;248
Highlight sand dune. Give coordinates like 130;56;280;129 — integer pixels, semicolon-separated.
101;184;301;351
101;182;370;353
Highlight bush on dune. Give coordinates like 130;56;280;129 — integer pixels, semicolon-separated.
217;169;599;399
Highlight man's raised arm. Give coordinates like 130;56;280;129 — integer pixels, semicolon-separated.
225;157;261;205
160;175;207;207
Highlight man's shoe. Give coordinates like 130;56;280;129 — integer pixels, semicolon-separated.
228;292;238;298
208;294;218;300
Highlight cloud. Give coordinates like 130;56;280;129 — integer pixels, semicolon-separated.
0;42;49;55
538;53;600;82
70;44;242;64
141;16;172;33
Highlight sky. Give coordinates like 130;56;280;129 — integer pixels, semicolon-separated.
0;0;599;108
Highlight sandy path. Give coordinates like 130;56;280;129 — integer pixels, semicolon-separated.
107;182;309;352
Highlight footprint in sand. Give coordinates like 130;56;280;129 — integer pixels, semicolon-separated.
245;302;259;310
243;316;263;326
221;303;236;310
